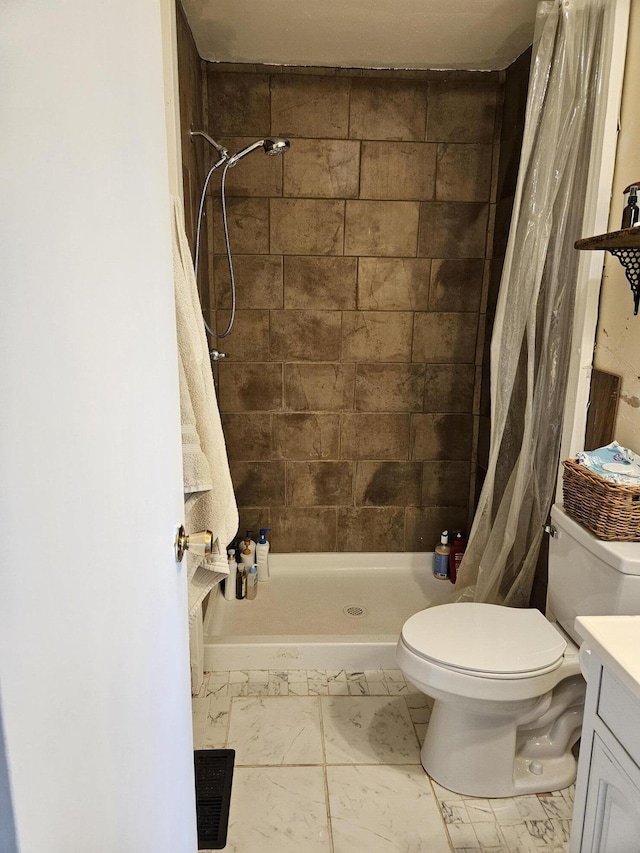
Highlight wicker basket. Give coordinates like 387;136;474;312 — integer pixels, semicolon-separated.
562;458;640;541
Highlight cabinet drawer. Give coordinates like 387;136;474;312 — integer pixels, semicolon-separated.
598;669;640;767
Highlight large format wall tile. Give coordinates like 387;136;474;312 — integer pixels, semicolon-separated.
285;363;355;411
412;312;478;364
271;310;342;361
427;79;498;143
212;197;269;254
418;202;488;258
270;507;337;551
424;364;476;413
355;364;425;412
337;507;406;551
429;258;485;312
411;413;474;461
354;461;422;507
207;72;270;135
217;362;283;411
221;413;272;461
230;461;286;506
436;143;493;202
345;200;420;257
287;461;353;506
341;414;411;460
284;257;357;310
271;199;345;255
357;258;431;311
342;311;413;362
213;255;283;310
272;413;341;460
271;76;351;138
284;139;360;199
360;141;436;201
349;78;428;141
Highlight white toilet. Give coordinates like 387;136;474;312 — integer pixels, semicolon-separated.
396;504;640;797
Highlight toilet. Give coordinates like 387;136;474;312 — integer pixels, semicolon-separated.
396;504;640;797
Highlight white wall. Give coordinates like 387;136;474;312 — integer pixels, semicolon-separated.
594;2;640;453
0;1;196;850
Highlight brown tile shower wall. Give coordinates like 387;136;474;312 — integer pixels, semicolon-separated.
198;63;504;553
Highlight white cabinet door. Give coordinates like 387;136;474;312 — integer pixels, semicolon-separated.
580;735;640;853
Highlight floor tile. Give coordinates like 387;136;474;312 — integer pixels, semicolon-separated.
321;696;420;764
228;696;323;765
327;764;450;853
225;766;331;852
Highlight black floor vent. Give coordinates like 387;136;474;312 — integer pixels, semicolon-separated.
194;749;235;850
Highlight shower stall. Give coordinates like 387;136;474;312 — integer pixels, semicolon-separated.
175;6;529;666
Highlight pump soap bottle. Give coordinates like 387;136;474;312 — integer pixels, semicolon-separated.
433;530;450;580
622;183;640;228
255;528;271;581
240;537;254;569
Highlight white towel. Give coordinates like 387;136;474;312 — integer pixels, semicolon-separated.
172;196;238;623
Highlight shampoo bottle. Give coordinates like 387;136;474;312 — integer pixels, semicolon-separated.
246;565;258;600
224;548;237;601
255;528;271;581
448;531;467;585
433;530;450;580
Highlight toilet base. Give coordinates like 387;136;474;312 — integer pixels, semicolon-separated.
421;694;580;798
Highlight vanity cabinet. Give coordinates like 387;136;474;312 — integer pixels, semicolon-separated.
570;618;640;853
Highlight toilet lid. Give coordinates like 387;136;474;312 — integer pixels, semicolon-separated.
401;603;567;676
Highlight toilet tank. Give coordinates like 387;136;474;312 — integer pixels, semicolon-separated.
547;504;640;644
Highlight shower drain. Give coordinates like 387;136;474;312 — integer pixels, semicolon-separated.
343;604;367;618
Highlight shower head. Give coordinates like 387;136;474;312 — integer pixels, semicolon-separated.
264;137;290;156
227;137;290;167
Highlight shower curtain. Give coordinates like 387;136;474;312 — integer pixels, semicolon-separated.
456;0;606;606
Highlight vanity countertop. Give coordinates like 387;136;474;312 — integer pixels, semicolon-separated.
575;615;640;699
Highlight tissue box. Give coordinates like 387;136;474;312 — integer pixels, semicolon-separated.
562;458;640;541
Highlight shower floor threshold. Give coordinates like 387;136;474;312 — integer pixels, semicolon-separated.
203;553;455;671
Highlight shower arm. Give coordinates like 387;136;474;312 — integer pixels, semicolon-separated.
189;130;230;166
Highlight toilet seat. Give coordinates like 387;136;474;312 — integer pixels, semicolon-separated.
401;603;567;680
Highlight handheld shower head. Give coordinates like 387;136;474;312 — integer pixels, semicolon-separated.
263;137;290;156
227;137;290;167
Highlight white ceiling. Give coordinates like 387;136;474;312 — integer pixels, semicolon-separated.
181;0;540;72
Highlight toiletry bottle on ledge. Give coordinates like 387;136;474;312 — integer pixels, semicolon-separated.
622;183;640;228
240;529;256;560
448;531;467;585
236;565;246;599
433;530;450;580
256;528;271;581
246;565;258;600
240;538;254;568
224;548;237;601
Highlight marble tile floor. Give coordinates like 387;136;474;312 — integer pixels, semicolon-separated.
193;669;574;852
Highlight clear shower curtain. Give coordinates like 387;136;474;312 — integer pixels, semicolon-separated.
456;0;606;606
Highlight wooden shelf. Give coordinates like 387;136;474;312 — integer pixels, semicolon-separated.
575;225;640;250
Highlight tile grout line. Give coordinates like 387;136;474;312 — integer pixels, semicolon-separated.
317;694;336;853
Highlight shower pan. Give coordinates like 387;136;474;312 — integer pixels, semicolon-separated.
203;552;457;671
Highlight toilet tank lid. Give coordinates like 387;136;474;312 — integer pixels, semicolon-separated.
401;603;567;676
552;504;640;575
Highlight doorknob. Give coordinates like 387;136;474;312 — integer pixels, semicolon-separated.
175;526;214;562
